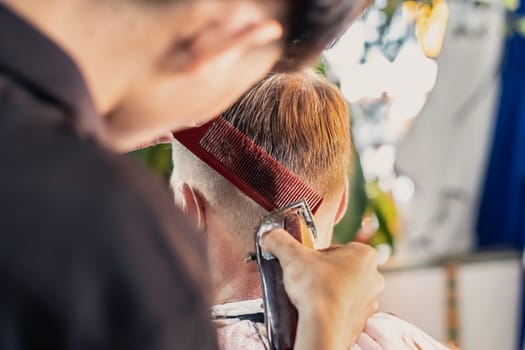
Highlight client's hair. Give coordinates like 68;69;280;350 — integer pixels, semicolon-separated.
171;71;351;245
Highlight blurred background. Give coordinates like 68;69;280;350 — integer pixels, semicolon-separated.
133;0;525;348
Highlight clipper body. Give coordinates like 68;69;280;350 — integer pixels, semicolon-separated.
255;200;317;350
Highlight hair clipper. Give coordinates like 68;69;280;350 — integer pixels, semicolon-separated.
255;200;317;350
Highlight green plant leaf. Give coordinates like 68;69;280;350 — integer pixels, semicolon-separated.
129;144;173;181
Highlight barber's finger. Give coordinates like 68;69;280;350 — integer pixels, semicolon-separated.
260;228;304;266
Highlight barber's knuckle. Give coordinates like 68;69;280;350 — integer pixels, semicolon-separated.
364;246;378;261
290;239;304;252
349;241;371;254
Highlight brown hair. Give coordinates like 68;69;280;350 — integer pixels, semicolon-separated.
221;71;351;200
171;71;351;244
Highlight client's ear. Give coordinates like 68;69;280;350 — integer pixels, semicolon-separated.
334;177;349;225
175;182;207;233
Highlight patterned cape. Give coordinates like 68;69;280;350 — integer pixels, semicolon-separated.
212;299;450;350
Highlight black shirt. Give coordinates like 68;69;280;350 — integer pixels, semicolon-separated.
0;4;217;349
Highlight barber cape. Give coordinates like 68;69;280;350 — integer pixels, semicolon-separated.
211;299;450;350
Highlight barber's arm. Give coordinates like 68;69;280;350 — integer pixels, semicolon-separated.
261;229;384;350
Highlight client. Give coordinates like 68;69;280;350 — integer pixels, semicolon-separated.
171;71;449;349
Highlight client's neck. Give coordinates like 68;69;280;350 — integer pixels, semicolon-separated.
214;264;262;305
208;232;262;305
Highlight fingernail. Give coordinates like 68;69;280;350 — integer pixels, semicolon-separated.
259;230;270;249
259;231;276;260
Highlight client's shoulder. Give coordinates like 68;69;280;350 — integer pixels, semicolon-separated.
356;312;452;350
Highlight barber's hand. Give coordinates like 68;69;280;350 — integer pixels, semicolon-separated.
260;229;384;350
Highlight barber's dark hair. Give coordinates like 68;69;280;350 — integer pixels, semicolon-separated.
277;0;370;70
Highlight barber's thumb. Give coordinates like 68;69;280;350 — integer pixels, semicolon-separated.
260;228;303;265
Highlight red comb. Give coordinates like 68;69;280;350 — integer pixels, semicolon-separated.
173;117;323;214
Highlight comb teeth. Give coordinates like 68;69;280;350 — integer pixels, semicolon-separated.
173;117;323;214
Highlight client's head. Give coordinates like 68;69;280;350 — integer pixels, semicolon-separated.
171;71;352;303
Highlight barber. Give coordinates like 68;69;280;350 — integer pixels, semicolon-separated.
0;0;382;349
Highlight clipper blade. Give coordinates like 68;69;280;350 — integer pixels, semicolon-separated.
256;200;316;260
